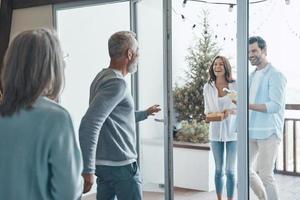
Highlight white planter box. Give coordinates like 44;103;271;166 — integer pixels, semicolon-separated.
141;139;215;192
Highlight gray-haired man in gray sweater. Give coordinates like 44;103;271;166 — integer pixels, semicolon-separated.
79;31;160;200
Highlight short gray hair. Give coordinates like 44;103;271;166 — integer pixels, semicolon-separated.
108;31;137;59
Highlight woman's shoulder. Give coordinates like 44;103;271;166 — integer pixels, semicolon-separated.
35;97;71;122
203;82;214;89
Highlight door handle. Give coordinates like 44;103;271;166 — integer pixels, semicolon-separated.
154;118;164;123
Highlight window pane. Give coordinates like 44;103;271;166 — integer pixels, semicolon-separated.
249;1;300;199
172;0;237;199
55;2;130;197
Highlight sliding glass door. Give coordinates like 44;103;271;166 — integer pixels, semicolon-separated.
54;0;131;197
133;0;168;199
54;0;298;199
249;0;300;199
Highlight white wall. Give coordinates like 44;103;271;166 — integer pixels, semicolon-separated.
143;139;215;191
10;5;53;40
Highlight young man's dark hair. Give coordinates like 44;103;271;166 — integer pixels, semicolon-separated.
249;36;267;50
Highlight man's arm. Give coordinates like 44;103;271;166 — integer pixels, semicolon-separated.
249;72;286;113
79;78;126;192
135;104;161;122
249;103;267;112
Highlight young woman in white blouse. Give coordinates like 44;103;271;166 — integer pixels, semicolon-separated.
203;55;237;200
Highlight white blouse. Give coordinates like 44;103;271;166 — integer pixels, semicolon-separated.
203;81;237;141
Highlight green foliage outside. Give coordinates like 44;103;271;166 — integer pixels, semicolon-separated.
173;10;221;143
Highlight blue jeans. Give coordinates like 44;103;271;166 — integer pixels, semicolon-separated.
211;141;237;198
95;162;142;200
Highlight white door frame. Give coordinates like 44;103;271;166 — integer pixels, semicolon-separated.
237;0;249;199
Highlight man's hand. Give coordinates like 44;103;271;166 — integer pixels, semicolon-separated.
146;104;161;116
82;173;94;194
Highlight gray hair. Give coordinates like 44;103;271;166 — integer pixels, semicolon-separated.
108;31;138;59
0;28;65;116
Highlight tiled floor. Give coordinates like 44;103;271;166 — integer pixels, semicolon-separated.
83;174;300;200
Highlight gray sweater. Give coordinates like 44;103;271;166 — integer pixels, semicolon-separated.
79;68;148;174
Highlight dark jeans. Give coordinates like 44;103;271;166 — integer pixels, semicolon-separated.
95;162;142;200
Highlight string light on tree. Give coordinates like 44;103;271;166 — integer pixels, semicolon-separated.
182;0;188;7
181;14;186;21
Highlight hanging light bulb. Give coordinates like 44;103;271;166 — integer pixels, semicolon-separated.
285;0;290;5
228;4;234;12
181;14;186;22
182;0;188;7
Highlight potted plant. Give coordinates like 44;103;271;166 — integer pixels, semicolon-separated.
174;120;209;143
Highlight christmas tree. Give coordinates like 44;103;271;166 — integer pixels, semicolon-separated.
174;10;221;123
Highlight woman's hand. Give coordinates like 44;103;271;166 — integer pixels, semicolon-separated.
223;109;230;119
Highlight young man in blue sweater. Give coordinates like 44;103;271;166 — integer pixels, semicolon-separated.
79;31;160;200
248;36;286;200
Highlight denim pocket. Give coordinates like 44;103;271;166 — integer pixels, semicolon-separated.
110;162;138;181
129;162;138;175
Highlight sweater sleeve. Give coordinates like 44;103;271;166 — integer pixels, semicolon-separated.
49;111;83;200
265;72;287;113
79;78;126;174
135;110;148;122
203;84;211;114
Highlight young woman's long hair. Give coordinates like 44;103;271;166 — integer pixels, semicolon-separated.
208;55;233;85
0;28;65;116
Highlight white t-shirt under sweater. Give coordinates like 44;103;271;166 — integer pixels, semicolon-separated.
249;64;270;120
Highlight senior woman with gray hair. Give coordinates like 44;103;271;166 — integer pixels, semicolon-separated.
0;28;83;200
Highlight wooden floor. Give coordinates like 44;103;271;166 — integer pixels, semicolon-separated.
83;174;300;200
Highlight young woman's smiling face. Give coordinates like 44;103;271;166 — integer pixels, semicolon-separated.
213;58;225;77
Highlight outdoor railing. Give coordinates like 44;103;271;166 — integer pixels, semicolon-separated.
275;104;300;176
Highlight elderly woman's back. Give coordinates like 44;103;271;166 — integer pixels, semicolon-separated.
0;97;83;199
0;28;83;200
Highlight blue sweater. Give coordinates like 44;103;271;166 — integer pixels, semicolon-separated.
79;68;148;174
0;97;83;200
249;64;287;139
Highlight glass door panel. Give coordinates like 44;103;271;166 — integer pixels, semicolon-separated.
172;0;238;199
55;1;131;197
249;1;300;199
134;0;165;199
